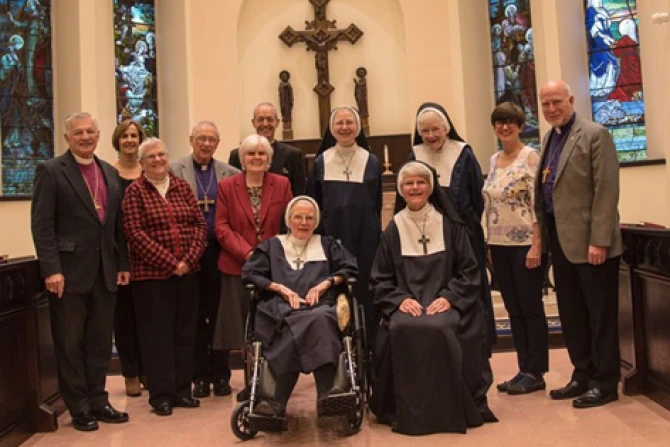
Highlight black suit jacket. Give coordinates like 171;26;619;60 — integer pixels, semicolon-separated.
31;150;129;294
229;141;306;197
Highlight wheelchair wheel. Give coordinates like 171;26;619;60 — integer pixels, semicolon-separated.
355;304;370;405
231;401;258;441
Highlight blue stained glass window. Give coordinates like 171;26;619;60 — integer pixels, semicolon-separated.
585;0;646;162
0;0;53;197
489;0;540;148
114;0;158;136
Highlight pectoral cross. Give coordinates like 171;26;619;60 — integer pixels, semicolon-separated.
418;234;431;255
198;193;215;213
293;256;304;269
542;167;551;185
343;168;352;182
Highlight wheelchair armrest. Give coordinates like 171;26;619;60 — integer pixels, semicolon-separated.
244;282;262;304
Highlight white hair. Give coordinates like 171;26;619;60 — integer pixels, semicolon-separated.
238;134;274;170
190;120;220;139
138;137;167;160
65;112;98;133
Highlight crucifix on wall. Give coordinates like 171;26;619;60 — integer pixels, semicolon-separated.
279;0;364;136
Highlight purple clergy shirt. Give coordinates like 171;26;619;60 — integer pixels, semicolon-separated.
78;161;107;221
192;158;218;241
542;113;576;215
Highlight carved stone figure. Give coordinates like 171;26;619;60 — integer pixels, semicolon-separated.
354;66;369;118
278;70;294;123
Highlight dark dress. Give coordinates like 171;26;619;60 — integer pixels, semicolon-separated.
307;149;382;341
369;216;486;435
396;147;495;350
242;235;358;376
114;176;143;379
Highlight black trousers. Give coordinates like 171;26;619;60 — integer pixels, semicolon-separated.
114;283;143;378
547;215;620;392
134;274;198;408
490;245;549;376
49;274;115;415
193;242;228;383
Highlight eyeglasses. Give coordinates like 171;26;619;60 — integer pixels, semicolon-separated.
143;152;167;160
494;120;519;128
195;136;219;144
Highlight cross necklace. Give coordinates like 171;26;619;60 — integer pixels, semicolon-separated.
410;212;431;255
542;134;569;185
289;237;311;269
336;148;356;182
84;163;102;211
195;164;216;213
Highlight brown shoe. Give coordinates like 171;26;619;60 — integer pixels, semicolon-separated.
125;377;142;397
336;293;350;331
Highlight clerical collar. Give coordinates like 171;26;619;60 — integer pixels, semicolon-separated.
72;152;95;165
278;234;327;270
554;113;576;135
394;203;446;257
192;156;213;171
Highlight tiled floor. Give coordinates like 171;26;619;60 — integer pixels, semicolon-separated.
23;349;670;447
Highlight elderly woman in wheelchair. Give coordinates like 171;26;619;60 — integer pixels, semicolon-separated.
233;196;362;438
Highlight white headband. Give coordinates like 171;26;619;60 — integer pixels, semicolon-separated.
284;196;321;230
330;106;362;136
397;162;435;197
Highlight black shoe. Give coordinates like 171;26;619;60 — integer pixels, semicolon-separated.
72;412;99;431
92;404;129;423
192;380;210;398
173;396;200;408
550;380;589;400
236;387;250;402
507;373;546;395
153;402;173;416
572;388;618;408
213;379;232;396
496;372;524;392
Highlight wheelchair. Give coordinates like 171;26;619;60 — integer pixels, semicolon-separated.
230;278;370;440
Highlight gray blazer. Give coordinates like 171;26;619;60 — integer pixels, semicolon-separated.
169;155;240;195
31;150;129;294
534;116;622;264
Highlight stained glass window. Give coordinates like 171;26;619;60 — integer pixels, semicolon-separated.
488;0;539;148
114;0;158;136
585;0;645;162
0;0;53;197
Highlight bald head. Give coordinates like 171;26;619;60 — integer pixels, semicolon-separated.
540;80;575;127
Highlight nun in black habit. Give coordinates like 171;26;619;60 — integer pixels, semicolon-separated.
370;161;496;435
396;102;496;405
241;196;359;417
307;106;382;342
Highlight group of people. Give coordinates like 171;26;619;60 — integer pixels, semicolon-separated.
30;78;622;436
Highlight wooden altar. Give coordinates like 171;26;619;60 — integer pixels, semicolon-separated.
0;257;64;446
619;226;670;410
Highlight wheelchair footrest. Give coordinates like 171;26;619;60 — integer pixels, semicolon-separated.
317;391;357;417
248;414;288;432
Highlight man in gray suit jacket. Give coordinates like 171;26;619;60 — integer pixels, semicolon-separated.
535;80;622;408
31;113;131;431
169;121;239;399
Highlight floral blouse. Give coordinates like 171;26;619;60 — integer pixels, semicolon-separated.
482;146;539;246
248;185;263;242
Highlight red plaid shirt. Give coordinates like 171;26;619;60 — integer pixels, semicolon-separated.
123;173;207;281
